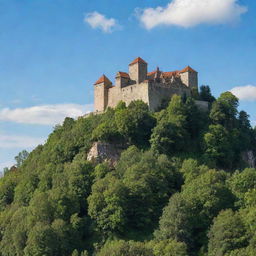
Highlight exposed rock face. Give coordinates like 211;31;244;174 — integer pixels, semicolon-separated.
87;142;125;166
242;150;256;168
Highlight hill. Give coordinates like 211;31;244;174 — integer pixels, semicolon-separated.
0;86;256;256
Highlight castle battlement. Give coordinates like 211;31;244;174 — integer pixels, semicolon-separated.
93;57;198;112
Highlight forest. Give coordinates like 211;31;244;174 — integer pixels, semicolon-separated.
0;86;256;256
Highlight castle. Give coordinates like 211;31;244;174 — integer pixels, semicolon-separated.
94;57;200;112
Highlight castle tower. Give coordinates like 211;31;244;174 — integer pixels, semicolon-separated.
115;71;130;89
94;75;112;112
129;57;148;84
180;66;198;90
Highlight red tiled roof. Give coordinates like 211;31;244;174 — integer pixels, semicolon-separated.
147;71;157;80
146;65;197;81
163;71;180;78
147;70;180;79
129;57;147;65
180;66;197;73
147;67;160;78
148;66;196;77
94;75;112;85
116;71;130;78
147;70;157;76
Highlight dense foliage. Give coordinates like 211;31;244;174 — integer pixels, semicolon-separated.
1;86;256;256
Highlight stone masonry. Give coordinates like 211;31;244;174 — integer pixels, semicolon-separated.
93;57;200;112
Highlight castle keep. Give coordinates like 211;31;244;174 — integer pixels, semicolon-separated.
94;57;199;112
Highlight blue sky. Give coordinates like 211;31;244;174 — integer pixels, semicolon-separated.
0;0;256;171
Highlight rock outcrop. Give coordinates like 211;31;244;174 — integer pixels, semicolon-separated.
87;142;126;166
242;150;256;168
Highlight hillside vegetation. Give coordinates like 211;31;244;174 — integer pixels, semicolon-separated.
1;86;256;256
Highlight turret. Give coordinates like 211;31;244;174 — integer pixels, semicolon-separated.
94;75;112;112
180;66;198;90
129;57;148;83
115;71;130;88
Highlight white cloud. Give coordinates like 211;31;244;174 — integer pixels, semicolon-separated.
0;104;93;125
0;135;45;149
230;85;256;101
85;11;119;33
138;0;247;29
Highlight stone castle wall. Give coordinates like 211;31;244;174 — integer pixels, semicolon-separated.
148;82;191;111
120;82;149;106
106;87;118;108
106;82;149;109
105;81;194;112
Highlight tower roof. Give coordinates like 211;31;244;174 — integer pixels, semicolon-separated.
129;57;147;65
116;71;130;78
180;66;197;73
94;75;112;85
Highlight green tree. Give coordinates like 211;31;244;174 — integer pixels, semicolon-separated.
154;193;193;247
208;209;248;256
184;97;205;142
238;111;251;130
150;119;178;155
150;239;188;256
24;223;58;256
115;100;155;148
115;146;142;174
88;174;128;235
92;120;122;143
180;159;209;184
182;170;234;231
228;168;256;206
156;169;234;253
27;191;54;224
226;248;249;256
81;250;89;256
243;188;256;208
166;95;187;127
15;150;29;168
0;207;28;256
51;219;77;256
93;162;112;181
150;95;189;155
14;173;39;205
199;85;215;103
71;249;79;256
115;100;126;111
209;92;239;130
96;240;153;256
241;190;256;237
0;170;19;210
203;124;234;167
238;111;254;150
64;159;94;213
122;151;181;230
